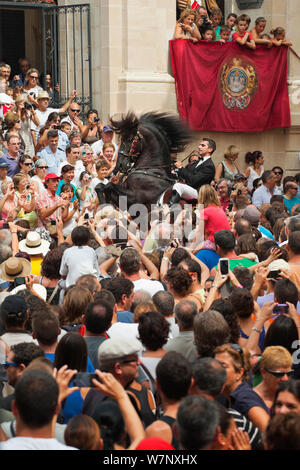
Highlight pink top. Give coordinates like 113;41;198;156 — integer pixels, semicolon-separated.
201;204;231;242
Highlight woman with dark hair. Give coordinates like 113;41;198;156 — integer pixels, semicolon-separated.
210;298;240;344
81;109;103;144
230;288;266;353
244;151;264;191
271;380;300;416
236;234;258;260
164;266;203;311
36;246;69;304
54;331;95;423
214;343;270;433
138;311;170;380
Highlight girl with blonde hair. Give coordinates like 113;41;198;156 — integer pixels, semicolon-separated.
214;144;241;184
192;184;231;252
174;9;201;42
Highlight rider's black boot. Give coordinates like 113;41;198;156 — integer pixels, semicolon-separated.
168;189;181;207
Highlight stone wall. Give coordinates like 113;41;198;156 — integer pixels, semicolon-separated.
58;0;300;175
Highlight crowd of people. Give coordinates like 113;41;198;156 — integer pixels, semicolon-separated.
174;2;292;48
0;13;300;452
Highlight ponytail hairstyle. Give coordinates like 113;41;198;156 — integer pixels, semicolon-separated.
245;150;263;166
270;27;285;38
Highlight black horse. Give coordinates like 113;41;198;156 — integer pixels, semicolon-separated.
95;111;191;211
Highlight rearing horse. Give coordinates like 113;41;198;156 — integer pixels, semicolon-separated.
95;111;191;211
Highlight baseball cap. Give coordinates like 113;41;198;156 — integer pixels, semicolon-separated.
98;338;141;365
0;157;9;168
268;259;291;273
37;90;50;100
44;173;60;182
0;295;28;323
242;205;260;226
102;125;113;133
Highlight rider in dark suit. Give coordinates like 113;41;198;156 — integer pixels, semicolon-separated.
168;138;216;205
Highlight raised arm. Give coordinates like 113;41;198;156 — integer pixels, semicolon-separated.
58;89;77;114
93;370;146;450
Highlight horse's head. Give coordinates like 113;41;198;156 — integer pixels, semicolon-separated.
110;112;144;174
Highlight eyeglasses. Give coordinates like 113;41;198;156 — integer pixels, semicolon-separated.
121;357;139;365
264;367;294;379
4;361;18;369
70;109;80;113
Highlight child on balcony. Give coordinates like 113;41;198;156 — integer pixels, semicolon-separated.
226;13;237;41
210;8;222;41
232;14;256;50
219;25;231;44
270;27;293;47
251;17;272;48
202;27;216;41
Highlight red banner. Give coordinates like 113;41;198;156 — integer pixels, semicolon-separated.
170;40;291;133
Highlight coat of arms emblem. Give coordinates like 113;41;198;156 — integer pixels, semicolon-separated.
219;57;258;110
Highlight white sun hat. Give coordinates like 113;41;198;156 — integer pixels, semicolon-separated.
19;231;50;257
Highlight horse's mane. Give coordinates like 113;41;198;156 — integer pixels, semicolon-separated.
110;111;192;153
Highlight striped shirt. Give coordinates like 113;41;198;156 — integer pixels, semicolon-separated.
36;189;63;227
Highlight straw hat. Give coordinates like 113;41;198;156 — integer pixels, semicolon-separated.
19;231;50;257
0;257;32;282
36;90;50;100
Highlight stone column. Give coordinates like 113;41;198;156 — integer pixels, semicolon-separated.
97;0;178;121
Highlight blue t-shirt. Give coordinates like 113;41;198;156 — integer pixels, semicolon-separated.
196;249;220;271
258;225;274;240
283;196;300;214
56;179;77;202
117;311;134;323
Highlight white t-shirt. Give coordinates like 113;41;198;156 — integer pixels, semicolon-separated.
107;322;143;350
91;177;108;191
132;278;165;297
59;245;101;287
31;107;58;140
91;139;118;160
0;437;77;450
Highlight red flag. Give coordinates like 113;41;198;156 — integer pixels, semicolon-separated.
191;1;201;10
170;40;291;132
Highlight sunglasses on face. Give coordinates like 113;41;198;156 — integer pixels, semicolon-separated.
38;166;48;170
265;367;294;378
23;162;33;166
29;76;38;79
4;361;18;369
70;109;80;113
273;172;283;175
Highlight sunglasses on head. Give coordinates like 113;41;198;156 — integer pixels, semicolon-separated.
230;343;244;364
265;367;293;378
